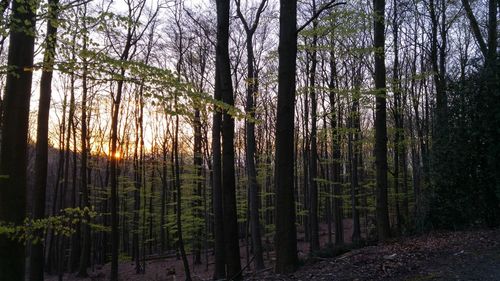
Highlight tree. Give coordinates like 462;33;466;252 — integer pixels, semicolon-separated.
77;4;91;277
328;41;344;245
373;0;390;240
234;0;267;270
274;0;299;273
172;2;192;278
212;35;226;281
217;0;242;278
0;0;37;278
307;0;320;252
30;0;59;279
349;64;362;243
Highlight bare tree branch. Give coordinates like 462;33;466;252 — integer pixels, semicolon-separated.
296;0;345;34
461;0;488;58
184;8;216;48
234;0;268;34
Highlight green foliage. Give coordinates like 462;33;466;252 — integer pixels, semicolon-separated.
430;65;500;228
0;207;97;244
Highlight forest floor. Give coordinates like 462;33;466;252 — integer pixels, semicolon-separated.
45;224;500;281
247;228;500;281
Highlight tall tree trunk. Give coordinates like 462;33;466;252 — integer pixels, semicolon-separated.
302;45;310;244
174;96;192;281
149;165;155;255
133;104;142;272
217;0;242;278
173;14;192;278
66;26;79;270
30;0;58;279
373;0;390;241
109;17;135;279
0;0;36;278
235;0;267;269
77;6;91;276
194;108;203;265
328;46;344;245
212;70;226;279
64;40;77;274
47;93;67;274
308;8;320;252
160;141;168;253
350;72;361;243
274;0;298;273
392;0;402;231
69;111;80;272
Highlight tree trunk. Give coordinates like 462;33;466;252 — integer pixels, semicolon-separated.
392;0;402;231
30;0;58;279
308;10;320;252
194;108;203;265
212;69;226;279
350;72;361;243
274;0;298;273
174;97;192;281
373;0;390;241
77;6;91;275
235;0;266;268
328;46;344;245
217;0;242;278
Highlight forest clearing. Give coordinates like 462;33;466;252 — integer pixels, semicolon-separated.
0;0;498;280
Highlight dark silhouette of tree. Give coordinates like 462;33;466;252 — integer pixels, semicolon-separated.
217;0;242;278
373;0;390;241
234;0;267;270
0;0;37;278
30;0;59;279
77;4;91;277
274;0;299;273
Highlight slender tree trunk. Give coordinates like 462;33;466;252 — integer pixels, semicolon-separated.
350;75;361;243
174;96;192;281
149;166;155;255
160;140;168;254
109;22;134;279
110;67;129;281
194;108;203;265
235;0;266;267
302;47;310;244
77;6;91;275
64;40;77;273
133;108;142;272
30;0;58;279
308;10;320;252
328;46;344;245
392;0;402;231
47;94;67;274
